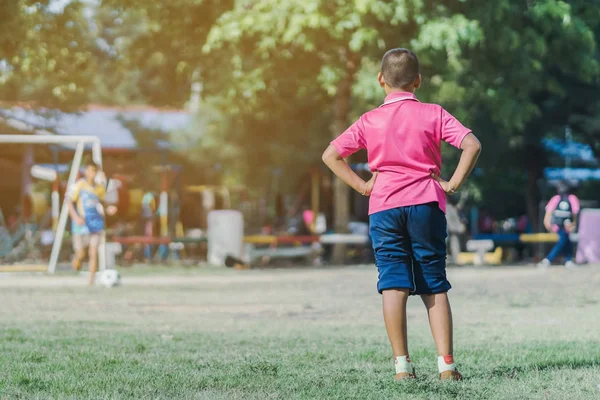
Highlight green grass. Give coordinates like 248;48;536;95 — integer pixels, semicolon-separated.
0;265;599;399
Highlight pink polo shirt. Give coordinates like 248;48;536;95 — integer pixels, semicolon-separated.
331;92;471;215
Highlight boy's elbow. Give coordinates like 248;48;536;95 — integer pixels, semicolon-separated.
465;135;482;154
322;145;340;164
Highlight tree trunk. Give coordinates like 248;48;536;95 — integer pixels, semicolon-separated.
524;145;544;232
526;168;540;231
330;57;356;264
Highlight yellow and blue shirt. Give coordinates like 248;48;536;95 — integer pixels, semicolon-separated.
69;179;106;234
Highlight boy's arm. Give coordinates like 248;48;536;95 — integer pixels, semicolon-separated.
67;201;83;224
322;145;378;196
567;195;580;232
96;173;118;216
66;182;85;225
567;213;578;233
543;210;553;232
432;133;481;194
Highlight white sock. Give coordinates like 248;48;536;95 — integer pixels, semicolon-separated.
438;355;457;373
395;355;414;374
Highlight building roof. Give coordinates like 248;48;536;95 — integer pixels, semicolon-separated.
0;105;194;150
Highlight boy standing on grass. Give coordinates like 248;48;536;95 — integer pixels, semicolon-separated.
322;48;481;381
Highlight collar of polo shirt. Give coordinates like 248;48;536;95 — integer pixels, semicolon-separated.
381;91;420;107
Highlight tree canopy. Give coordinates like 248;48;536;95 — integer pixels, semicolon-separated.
1;0;599;227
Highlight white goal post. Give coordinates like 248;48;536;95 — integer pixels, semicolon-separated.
0;134;104;274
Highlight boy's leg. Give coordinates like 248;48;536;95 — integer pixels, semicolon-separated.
563;230;574;262
72;235;86;271
370;208;416;380
420;293;453;357
88;234;100;286
421;293;460;379
383;288;415;380
407;203;461;380
545;229;568;263
383;289;410;357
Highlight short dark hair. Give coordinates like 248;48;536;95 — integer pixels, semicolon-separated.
381;48;419;89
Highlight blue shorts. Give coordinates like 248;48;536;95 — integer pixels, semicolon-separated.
370;202;450;295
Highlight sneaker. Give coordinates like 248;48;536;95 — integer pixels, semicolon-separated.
565;260;577;269
440;370;463;381
537;259;551;269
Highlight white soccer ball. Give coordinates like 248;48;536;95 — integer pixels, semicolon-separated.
98;269;121;288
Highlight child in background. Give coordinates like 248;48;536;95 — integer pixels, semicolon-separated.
67;162;116;285
322;48;481;381
538;182;580;268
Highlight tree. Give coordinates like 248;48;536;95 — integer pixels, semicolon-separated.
444;0;600;227
96;0;234;107
203;0;480;259
11;0;591;237
0;0;100;110
97;0;600;234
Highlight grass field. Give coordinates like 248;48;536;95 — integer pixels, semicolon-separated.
0;264;599;399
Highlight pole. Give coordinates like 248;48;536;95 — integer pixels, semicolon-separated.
159;171;168;237
92;140;107;272
565;126;572;182
51;178;60;232
48;142;84;274
0;135;101;146
92;140;103;168
52;148;59;231
311;169;320;233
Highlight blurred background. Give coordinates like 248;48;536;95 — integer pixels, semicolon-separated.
1;0;599;267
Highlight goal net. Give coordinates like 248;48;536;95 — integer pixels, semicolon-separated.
0;134;105;274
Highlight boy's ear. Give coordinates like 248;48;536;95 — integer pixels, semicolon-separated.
377;72;386;88
414;74;422;89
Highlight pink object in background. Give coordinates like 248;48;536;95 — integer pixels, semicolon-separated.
576;209;600;264
144;221;153;236
303;210;314;229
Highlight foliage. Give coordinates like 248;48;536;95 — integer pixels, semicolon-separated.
0;0;99;110
96;0;234;107
1;0;599;222
458;0;600;221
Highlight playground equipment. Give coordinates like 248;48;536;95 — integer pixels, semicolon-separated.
0;134;104;273
457;240;503;266
456;240;503;266
519;233;560;243
99;165;184;264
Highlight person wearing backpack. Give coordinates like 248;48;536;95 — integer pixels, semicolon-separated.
538;182;580;269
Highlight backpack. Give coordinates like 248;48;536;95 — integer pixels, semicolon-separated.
551;194;573;227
